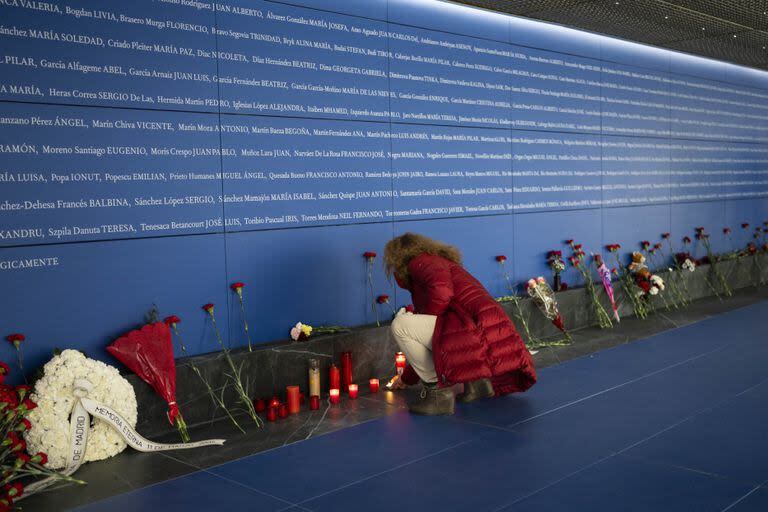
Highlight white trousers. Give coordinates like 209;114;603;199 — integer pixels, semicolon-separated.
390;313;438;384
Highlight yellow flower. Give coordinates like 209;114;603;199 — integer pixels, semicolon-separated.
301;324;313;337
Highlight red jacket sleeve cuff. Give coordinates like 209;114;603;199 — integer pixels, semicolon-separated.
401;364;420;386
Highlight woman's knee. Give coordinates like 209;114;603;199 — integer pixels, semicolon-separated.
390;314;413;342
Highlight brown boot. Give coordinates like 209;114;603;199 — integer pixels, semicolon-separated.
456;379;495;403
409;382;455;415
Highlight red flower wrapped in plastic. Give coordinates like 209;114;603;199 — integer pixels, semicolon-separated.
163;315;181;329
107;322;190;443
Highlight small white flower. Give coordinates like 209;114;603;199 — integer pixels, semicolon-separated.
650;287;659;295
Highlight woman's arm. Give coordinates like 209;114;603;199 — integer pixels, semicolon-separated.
410;256;454;316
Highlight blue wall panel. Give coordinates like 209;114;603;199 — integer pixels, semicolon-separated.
0;0;219;111
216;0;391;121
1;0;767;371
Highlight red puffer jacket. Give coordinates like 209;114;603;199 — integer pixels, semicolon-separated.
398;253;536;396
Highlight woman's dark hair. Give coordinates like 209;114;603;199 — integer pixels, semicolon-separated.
383;233;462;287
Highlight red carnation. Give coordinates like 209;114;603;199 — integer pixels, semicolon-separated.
723;227;731;235
695;227;705;232
594;254;603;265
661;233;670;239
565;239;574;245
363;251;377;260
230;282;245;298
376;295;390;304
611;268;618;275
573;244;583;250
569;256;579;266
202;303;215;314
163;315;181;328
741;223;750;229
3;483;22;500
495;255;507;263
15;419;30;432
14;454;30;467
16;385;30;400
653;243;662;250
0;362;9;383
641;241;650;249
32;452;47;466
5;334;24;349
405;304;415;313
682;236;692;244
21;398;36;411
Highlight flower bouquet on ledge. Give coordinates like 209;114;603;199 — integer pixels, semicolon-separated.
695;227;732;299
608;245;648;320
568;242;613;329
547;250;565;291
290;322;349;342
494;255;540;347
526;277;571;346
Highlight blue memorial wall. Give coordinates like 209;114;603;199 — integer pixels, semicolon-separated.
2;0;768;372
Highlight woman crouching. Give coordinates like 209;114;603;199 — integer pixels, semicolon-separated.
384;233;537;415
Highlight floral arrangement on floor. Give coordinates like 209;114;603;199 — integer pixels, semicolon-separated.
202;303;263;428
526;277;571;345
0;359;85;506
695;227;732;299
165;315;245;434
25;349;138;468
495;254;540;347
107;321;190;443
568;241;613;329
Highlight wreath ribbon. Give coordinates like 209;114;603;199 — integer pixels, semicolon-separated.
21;380;225;498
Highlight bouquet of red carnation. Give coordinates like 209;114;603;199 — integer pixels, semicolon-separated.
107;322;190;443
0;364;83;505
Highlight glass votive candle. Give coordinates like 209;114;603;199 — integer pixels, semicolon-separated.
348;384;359;399
329;388;340;404
310;395;320;410
254;398;266;412
278;404;288;419
266;406;277;422
369;378;380;393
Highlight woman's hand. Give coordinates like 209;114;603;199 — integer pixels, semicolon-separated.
387;375;408;390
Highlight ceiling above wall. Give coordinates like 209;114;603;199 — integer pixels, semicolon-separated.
453;0;768;71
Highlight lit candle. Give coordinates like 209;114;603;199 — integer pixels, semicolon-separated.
286;386;301;415
329;388;340;404
266;407;277;422
341;352;353;390
348;384;359;399
329;363;340;390
269;396;281;409
369;378;380;393
253;398;266;412
278;404;288;419
310;395;320;410
395;352;407;376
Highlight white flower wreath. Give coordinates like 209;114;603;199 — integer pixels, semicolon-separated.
24;350;137;469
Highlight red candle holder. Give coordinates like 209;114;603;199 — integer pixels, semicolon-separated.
310;395;320;410
329;363;340;390
369;378;380;393
254;398;267;412
341;352;353;390
348;384;359;399
286;386;301;415
329;388;340;404
278;404;288;419
269;396;281;409
266;407;277;422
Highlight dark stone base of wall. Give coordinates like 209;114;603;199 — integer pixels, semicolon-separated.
131;254;768;437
